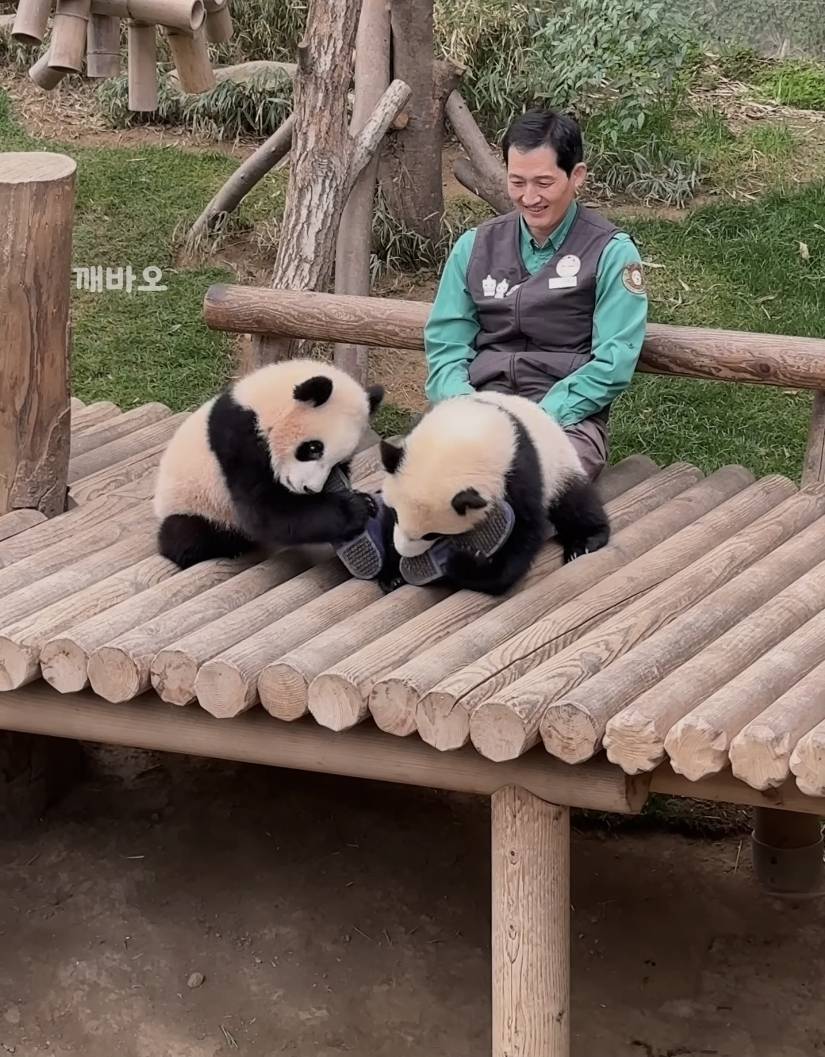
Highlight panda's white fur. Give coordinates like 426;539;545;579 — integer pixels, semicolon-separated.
154;359;376;525
153;358;382;569
382;391;584;558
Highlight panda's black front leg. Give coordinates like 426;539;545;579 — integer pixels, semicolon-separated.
445;540;537;597
548;477;610;563
234;490;376;548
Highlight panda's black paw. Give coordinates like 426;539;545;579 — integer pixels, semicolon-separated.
563;530;609;564
446;549;490;581
340;490;377;532
378;573;405;594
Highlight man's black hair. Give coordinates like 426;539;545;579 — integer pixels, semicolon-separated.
502;109;584;176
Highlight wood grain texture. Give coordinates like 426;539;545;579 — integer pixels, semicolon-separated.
729;659;825;791
71;401;122;431
0;153;74;517
0;686;649;814
69;402;172;458
250;0;360;363
0;554;175;690
446;91;510;215
86;555;311;702
40;556;256;693
191;576;380;717
604;515;825;776
379;462;699;744
334;0;391;383
554;513;825;771
0;509;46;542
420;468;773;756
147;560;349;712
664;582;825;782
802;391;825;485
492;787;570;1057
203;286;825;391
0;472;154;567
651;762;825;815
67;411;184;482
68;442;166;504
470;479;818;763
790;719;825;797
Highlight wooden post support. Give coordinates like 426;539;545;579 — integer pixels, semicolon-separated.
492;786;570;1057
12;0;52;44
204;0;232;43
86;12;121;78
29;51;69;91
49;0;92;74
127;20;157;111
752;808;825;897
802;391;825;485
0;154;74;519
165;25;216;94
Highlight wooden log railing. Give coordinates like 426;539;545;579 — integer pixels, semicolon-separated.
203;285;825;392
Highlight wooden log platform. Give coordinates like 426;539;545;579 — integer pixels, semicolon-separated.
0;394;822;816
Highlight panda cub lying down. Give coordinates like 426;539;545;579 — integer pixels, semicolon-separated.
153;359;384;570
364;391;611;596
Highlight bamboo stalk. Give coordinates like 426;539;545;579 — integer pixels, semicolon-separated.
92;0;205;32
165;25;215;94
86;11;121;77
467;481;820;763
49;0;92;73
29;51;68;90
12;0;51;43
369;460;701;740
127;20;157;112
205;2;231;43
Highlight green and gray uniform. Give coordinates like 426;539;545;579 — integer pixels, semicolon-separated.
423;201;648;478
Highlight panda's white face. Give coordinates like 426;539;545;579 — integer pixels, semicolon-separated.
243;368;384;495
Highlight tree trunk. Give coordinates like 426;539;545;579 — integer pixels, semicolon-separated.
251;0;363;364
333;0;391;384
379;0;458;244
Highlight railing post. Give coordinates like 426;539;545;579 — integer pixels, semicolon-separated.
0;152;75;518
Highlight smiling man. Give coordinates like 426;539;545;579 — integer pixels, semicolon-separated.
423;108;648;479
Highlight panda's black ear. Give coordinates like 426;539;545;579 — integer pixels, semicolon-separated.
380;439;404;474
452;488;487;516
367;384;384;415
294;375;333;407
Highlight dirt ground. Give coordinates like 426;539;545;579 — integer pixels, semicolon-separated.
1;744;824;1057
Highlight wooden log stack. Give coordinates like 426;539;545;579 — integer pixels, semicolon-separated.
10;0;227;109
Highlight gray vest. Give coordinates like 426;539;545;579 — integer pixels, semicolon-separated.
465;205;619;421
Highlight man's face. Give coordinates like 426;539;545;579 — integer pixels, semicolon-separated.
506;145;586;238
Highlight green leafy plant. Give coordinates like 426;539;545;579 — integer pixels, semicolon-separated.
754;59;825;110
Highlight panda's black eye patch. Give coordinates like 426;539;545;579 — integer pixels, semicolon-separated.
296;440;324;462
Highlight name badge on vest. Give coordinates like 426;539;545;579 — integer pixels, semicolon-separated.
548;253;580;290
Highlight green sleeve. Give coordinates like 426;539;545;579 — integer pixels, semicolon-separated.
423;230;479;403
540;233;648;427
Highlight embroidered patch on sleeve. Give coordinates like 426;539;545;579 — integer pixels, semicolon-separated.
622;262;646;295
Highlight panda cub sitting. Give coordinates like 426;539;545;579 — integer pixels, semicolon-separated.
378;391;610;596
153;359;383;570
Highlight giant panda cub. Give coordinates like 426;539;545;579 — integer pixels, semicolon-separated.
379;391;610;596
153;359;383;570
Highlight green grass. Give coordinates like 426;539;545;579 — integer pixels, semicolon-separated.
0;89;286;412
755;60;825;111
607;183;825;479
